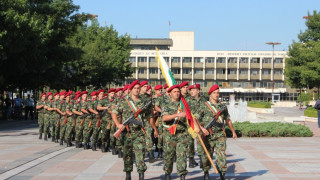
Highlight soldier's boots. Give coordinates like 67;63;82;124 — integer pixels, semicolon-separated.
67;141;73;147
92;144;97;151
48;133;51;138
112;147;118;155
59;139;63;146
39;134;42;140
139;172;144;180
97;142;102;149
180;174;186;180
105;143;111;152
101;143;106;152
44;134;48;141
189;157;198;168
165;174;171;180
204;171;209;180
149;150;155;163
125;171;131;180
118;150;123;158
219;172;225;180
83;143;90;150
157;148;163;159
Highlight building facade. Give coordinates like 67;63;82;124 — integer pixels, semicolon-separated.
126;31;298;102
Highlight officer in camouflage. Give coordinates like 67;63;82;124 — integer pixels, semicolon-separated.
80;91;91;149
63;91;74;147
72;92;84;148
43;92;54;141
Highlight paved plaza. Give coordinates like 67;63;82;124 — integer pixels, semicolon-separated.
0;119;320;180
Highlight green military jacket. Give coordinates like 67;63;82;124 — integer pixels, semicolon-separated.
97;97;112;121
194;100;230;132
188;95;208;114
72;101;82;120
37;99;46;118
89;98;99;118
45;99;54;116
161;99;188;132
112;95;152;131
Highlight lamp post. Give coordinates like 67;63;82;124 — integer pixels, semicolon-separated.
266;42;281;102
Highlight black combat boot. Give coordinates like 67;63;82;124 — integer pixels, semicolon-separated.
157;148;163;159
83;143;88;150
112;147;118;155
149;150;155;163
97;142;102;149
180;174;186;180
139;172;144;180
204;171;209;180
59;139;63;146
48;132;51;138
101;143;106;152
105;142;111;152
189;157;197;168
125;171;131;180
118;150;123;158
165;174;171;180
39;134;42;140
75;141;79;148
219;171;225;180
92;143;97;151
44;134;48;141
67;141;73;147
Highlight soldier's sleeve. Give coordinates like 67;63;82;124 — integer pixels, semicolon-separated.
161;104;170;116
112;100;122;115
223;105;230;121
193;103;203;120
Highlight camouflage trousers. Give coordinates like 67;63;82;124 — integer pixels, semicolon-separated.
100;119;111;146
163;130;188;176
64;117;75;143
145;122;154;151
49;115;58;138
199;131;227;173
186;134;195;158
38;115;44;134
43;114;51;136
157;118;163;149
110;123;117;148
83;117;96;144
59;116;67;140
75;117;84;142
91;117;100;144
123;129;147;173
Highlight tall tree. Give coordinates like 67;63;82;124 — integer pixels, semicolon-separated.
285;10;320;90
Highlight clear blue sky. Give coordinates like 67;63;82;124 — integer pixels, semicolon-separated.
73;0;319;51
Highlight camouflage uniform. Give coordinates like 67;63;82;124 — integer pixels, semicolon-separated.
74;101;84;144
184;94;196;160
194;100;229;174
65;100;75;144
112;97;124;153
97;97;113;151
44;100;54;138
112;96;152;173
89;99;100;146
140;93;154;152
80;100;91;146
37;99;46;135
109;98;117;150
162;100;188;176
51;99;60;140
155;94;170;150
57;100;66;141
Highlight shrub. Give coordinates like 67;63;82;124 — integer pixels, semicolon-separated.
304;107;318;118
247;101;271;108
225;121;313;137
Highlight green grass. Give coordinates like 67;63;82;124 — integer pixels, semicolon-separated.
225;121;313;137
304;107;318;118
247;101;271;109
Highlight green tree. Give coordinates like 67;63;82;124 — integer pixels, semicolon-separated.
285;10;320;90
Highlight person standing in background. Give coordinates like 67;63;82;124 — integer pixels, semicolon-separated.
24;94;34;120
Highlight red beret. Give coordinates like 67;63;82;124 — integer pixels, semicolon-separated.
123;84;129;91
98;89;104;94
147;85;151;91
154;84;162;90
40;92;46;97
65;91;72;97
164;84;168;89
59;91;66;96
189;84;200;90
46;92;52;97
74;94;81;100
81;91;88;95
129;80;140;90
140;80;148;87
53;92;59;96
75;91;81;95
180;81;189;88
167;85;180;93
108;88;116;93
90;91;98;96
208;84;219;95
115;88;123;93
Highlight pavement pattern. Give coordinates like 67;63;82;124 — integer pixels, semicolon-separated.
0;120;320;180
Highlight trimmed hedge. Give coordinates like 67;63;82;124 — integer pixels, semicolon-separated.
304;107;318;118
225;121;313;137
247;101;271;109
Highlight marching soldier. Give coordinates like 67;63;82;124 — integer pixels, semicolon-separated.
73;92;84;148
36;92;47;139
87;91;100;151
180;81;198;168
122;84;129;97
111;80;153;180
194;84;237;180
153;84;164;158
114;88;124;157
108;88;118;154
57;91;67;144
146;85;152;96
80;91;91;149
63;91;74;147
161;85;188;180
50;92;60;142
43;92;54;141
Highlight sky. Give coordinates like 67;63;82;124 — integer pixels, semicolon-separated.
73;0;319;51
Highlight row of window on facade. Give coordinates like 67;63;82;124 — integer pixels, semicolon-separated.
130;57;284;64
137;68;283;75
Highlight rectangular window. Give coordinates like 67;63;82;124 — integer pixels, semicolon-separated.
216;69;225;74
182;57;192;63
149;57;155;62
194;80;206;87
228;57;237;63
274;58;283;63
138;68;146;74
251;57;260;63
205;69;214;74
227;69;237;74
171;57;181;63
205;57;214;63
262;58;271;63
164;57;170;63
149;68;158;74
217;57;226;63
183;68;192;74
251;69;259;75
194;68;203;74
194;57;204;63
129;57;136;63
239;69;248;74
274;69;282;75
172;68;181;74
239;57;248;63
138;57;147;62
262;69;271;75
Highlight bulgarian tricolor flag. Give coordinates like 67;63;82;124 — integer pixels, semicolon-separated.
155;47;197;138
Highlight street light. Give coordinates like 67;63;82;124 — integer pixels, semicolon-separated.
266;42;281;101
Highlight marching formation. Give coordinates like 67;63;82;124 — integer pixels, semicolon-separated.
36;80;237;180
